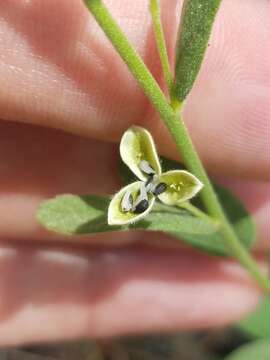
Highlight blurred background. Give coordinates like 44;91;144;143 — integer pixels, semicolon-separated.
1;295;269;360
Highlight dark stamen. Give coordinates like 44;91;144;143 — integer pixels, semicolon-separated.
152;182;167;196
133;199;149;214
145;175;154;187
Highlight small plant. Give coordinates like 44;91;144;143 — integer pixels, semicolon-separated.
37;0;270;293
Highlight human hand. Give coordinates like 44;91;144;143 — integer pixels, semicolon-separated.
0;0;269;346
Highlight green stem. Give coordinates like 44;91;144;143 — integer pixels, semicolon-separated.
179;202;219;226
84;0;270;292
149;0;174;96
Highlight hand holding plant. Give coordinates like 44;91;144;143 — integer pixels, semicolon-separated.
39;0;269;290
0;0;270;346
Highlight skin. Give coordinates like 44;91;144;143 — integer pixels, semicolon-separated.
0;0;269;346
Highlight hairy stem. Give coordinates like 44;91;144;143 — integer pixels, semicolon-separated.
179;202;219;226
84;0;270;292
149;0;174;96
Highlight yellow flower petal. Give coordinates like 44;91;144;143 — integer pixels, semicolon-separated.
157;170;203;205
108;181;155;226
120;126;161;181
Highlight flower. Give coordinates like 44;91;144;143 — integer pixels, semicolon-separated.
108;126;203;225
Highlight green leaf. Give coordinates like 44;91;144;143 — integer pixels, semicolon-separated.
225;339;270;360
174;0;222;101
37;194;216;238
238;296;270;339
119;157;256;255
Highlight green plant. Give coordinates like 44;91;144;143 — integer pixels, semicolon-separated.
224;338;270;360
37;0;270;292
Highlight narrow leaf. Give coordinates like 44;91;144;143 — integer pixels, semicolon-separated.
225;339;270;360
174;0;222;101
37;194;216;238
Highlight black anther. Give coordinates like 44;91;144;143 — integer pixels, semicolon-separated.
152;182;167;196
133;199;149;214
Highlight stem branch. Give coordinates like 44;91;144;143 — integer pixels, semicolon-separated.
179;202;219;226
149;0;174;96
84;0;270;292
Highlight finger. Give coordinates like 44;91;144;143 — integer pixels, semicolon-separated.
1;121;270;252
0;242;262;346
0;0;153;137
0;121;124;243
0;1;270;179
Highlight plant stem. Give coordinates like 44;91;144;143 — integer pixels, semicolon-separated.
149;0;174;96
84;0;176;123
179;202;219;226
84;0;270;292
